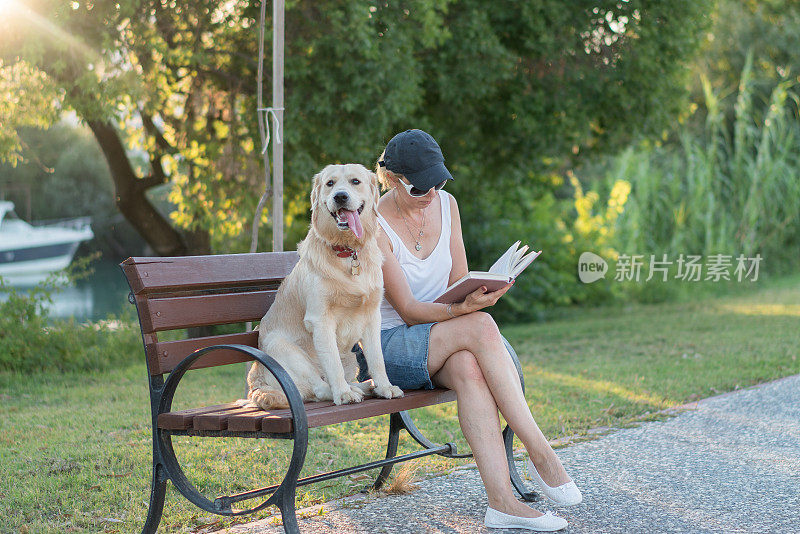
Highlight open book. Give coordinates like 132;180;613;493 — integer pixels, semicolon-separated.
434;241;542;304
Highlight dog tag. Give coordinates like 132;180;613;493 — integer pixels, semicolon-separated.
351;259;361;276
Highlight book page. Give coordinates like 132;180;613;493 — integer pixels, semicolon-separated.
488;241;520;275
510;249;541;278
510;244;529;269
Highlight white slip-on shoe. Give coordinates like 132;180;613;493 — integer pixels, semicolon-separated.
527;458;583;506
484;507;568;532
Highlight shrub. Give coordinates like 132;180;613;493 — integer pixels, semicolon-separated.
459;173;618;324
0;273;141;374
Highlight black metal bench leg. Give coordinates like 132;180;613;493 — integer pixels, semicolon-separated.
141;461;168;534
274;423;306;534
503;425;540;502
276;486;300;534
366;411;402;492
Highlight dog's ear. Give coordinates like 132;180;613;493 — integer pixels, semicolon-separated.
310;171;322;210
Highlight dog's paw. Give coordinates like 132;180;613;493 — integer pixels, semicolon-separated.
350;380;374;395
313;382;333;401
373;384;404;399
333;387;364;405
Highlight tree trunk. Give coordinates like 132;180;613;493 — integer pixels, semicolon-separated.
86;120;209;256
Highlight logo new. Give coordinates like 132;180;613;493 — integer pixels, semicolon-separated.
578;252;608;283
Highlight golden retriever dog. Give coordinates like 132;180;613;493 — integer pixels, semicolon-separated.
247;163;403;409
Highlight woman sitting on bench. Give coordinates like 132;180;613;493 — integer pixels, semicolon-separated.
369;129;582;532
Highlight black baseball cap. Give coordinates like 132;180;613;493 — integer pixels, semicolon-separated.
380;129;454;191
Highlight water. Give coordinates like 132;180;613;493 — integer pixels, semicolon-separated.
0;257;133;322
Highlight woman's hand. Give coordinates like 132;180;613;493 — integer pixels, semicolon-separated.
455;282;513;315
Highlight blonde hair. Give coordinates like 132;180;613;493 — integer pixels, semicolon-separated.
375;149;404;192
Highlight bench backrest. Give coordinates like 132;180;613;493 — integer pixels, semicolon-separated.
121;252;299;376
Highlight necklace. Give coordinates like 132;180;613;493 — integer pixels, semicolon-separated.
393;191;425;251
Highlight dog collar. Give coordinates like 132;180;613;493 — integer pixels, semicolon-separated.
332;245;361;275
332;245;357;258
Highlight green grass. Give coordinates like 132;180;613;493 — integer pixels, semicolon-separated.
507;274;800;437
1;275;799;533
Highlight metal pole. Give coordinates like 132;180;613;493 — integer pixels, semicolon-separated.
271;0;285;252
248;0;285;394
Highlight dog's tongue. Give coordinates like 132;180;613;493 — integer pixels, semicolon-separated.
342;209;363;239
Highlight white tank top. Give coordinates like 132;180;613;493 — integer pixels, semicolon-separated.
378;190;453;329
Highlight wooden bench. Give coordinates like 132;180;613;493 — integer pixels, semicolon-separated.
121;252;537;534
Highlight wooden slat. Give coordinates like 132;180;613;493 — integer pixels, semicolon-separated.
158;402;244;430
299;389;457;430
194;406;266;431
226;400;338;432
227;407;292;433
192;401;336;432
139;290;277;332
147;331;259;375
121;252;299;295
160;389;457;435
160;400;334;433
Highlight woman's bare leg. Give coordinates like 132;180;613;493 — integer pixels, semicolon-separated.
428;313;570;487
432;350;543;518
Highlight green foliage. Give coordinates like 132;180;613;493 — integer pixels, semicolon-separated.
0;265;141;374
575;58;800;287
0;1;716;321
2;124;112;219
695;0;800;109
0;61;62;166
1;0;712;255
463;175;619;323
411;1;710;315
426;1;711;177
558;0;800;305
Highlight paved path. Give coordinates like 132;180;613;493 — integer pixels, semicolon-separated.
216;375;800;534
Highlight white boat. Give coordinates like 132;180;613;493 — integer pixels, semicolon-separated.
0;200;94;286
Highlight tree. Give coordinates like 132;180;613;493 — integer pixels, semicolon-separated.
0;122;149;257
1;0;711;261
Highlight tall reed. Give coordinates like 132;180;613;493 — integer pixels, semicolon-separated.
599;52;800;272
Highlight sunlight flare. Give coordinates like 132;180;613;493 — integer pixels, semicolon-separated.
3;0;98;62
717;303;800;317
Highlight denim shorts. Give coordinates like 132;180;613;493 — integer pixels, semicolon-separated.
357;322;523;391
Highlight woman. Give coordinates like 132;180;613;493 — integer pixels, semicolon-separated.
371;129;581;532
